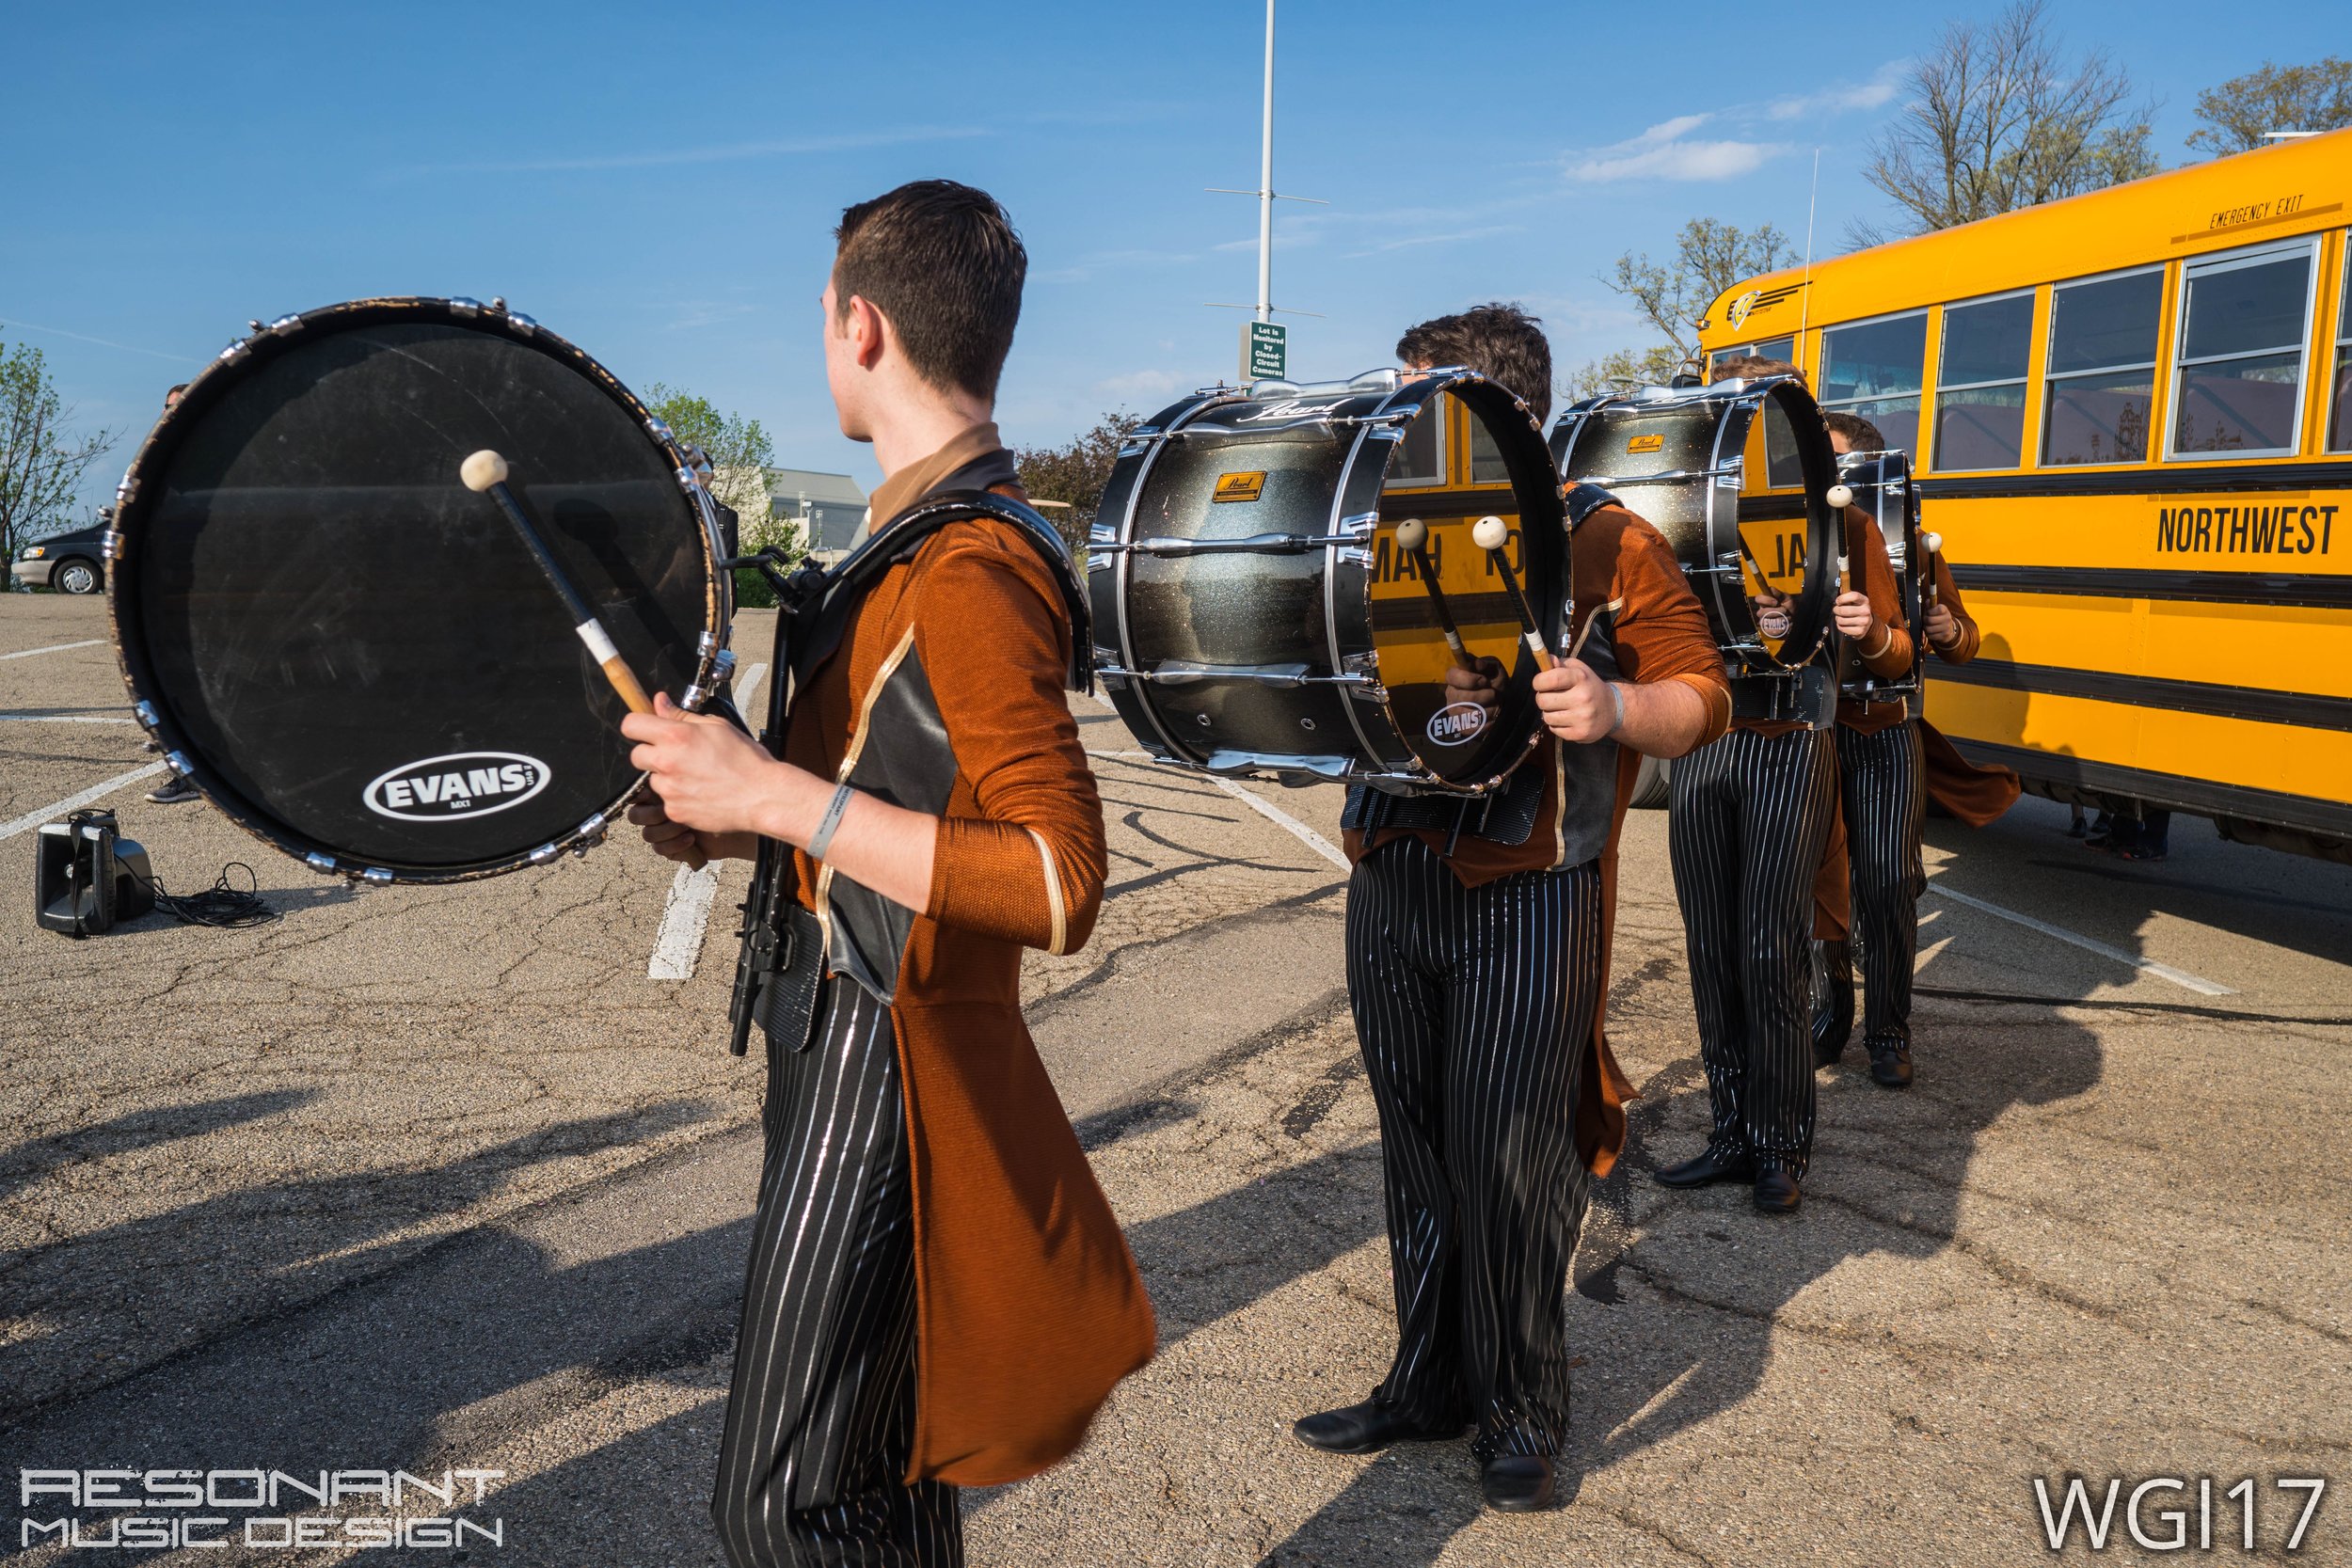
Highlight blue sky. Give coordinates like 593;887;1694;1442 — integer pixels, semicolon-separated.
3;0;2338;512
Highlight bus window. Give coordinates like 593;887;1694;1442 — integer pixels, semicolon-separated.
1819;313;1926;452
2172;239;2316;456
2042;269;2162;466
1708;337;1794;380
1931;293;2033;469
1468;407;1513;484
1386;395;1445;487
2331;247;2352;451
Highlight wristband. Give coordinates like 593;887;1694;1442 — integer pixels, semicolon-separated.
804;782;855;861
1604;681;1627;738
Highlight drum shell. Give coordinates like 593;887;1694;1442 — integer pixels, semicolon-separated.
1834;449;1926;704
1549;377;1839;677
1091;372;1565;793
107;298;728;883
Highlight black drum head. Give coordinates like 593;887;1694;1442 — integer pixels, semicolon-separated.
111;300;718;880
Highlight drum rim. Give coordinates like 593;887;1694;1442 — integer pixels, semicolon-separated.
103;295;731;885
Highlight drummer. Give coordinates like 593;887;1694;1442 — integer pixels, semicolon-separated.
1294;303;1729;1513
1810;410;2002;1085
1651;356;1912;1216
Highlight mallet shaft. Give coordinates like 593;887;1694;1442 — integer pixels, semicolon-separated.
469;455;653;716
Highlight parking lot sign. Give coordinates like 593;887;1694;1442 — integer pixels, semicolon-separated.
1242;321;1287;382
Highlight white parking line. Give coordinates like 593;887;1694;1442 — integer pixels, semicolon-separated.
1926;880;2234;996
0;638;106;662
645;663;767;981
0;763;169;841
0;712;135;724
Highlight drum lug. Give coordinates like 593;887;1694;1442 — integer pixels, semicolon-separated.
361;867;394;886
163;750;194;776
305;851;337;874
1338;546;1374;568
215;337;251;365
530;842;562;865
101;529;123;562
448;297;484;317
268;313;303;333
1366;426;1406;444
133;701;157;727
505;310;539;337
574;812;609;850
675;466;702;496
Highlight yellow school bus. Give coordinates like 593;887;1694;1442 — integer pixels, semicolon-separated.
1699;127;2352;863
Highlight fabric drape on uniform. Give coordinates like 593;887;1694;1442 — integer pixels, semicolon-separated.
1668;726;1837;1176
1346;836;1603;1458
1836;720;1927;1049
713;985;964;1568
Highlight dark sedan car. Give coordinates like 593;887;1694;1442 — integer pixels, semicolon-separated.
12;520;107;594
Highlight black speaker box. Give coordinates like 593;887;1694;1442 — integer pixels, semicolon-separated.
35;810;154;937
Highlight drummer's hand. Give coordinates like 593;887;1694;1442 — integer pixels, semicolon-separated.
1534;657;1620;744
624;693;806;841
1444;655;1506;718
1925;602;1959;649
1751;584;1787;610
1834;589;1878;640
628;791;755;867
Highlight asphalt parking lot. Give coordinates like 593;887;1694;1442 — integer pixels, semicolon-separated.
2;590;2346;1565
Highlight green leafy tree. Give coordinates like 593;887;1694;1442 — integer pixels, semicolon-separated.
1;339;119;586
1015;411;1144;553
644;384;800;608
2187;58;2352;155
1595;217;1790;395
1853;0;2157;244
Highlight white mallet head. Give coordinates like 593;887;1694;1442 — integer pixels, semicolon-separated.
1394;517;1428;552
1471;515;1511;551
1923;531;1944;554
460;450;510;493
1825;483;1854;510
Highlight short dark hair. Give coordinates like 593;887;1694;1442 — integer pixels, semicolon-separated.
165;383;188;402
834;180;1026;402
1823;410;1885;451
1712;355;1804;387
1396;303;1553;425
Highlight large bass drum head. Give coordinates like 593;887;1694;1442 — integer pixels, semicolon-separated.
111;300;718;881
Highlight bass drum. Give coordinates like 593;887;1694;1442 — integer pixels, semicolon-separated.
1549;373;1839;674
1089;368;1566;795
107;296;731;884
1835;449;1925;705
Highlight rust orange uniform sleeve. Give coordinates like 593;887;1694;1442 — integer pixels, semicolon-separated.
1929;553;1981;665
1846;505;1915;680
913;526;1106;957
1597;508;1732;744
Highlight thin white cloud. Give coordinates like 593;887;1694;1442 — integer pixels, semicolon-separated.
1093;369;1192;400
1765;60;1908;121
400;125;989;177
1344;224;1524;257
1563;117;1786;182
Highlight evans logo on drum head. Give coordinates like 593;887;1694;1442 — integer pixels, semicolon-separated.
364;752;552;821
1425;703;1488;748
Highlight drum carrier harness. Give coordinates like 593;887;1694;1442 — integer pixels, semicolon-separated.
721;491;1091;1057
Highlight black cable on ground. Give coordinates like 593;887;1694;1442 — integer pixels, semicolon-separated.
133;861;280;929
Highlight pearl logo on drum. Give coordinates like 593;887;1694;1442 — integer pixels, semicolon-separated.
1425;703;1488;747
363;752;553;821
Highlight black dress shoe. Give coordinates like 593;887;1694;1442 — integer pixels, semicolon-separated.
1481;1453;1556;1513
1293;1399;1462;1454
1812;939;1854;1066
1753;1165;1801;1214
1868;1040;1914;1087
1654;1148;1755;1188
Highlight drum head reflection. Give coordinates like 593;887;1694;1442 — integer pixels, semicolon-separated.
115;311;712;877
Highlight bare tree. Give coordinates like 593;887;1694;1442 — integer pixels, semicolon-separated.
0;339;119;583
2187;57;2352;155
1854;0;2158;244
1606;217;1794;367
1559;347;1685;407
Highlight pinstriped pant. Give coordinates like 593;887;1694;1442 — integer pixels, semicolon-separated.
1667;727;1837;1178
1836;721;1927;1051
1346;837;1603;1458
710;982;962;1567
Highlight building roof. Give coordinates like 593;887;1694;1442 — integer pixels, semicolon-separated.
764;467;866;508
